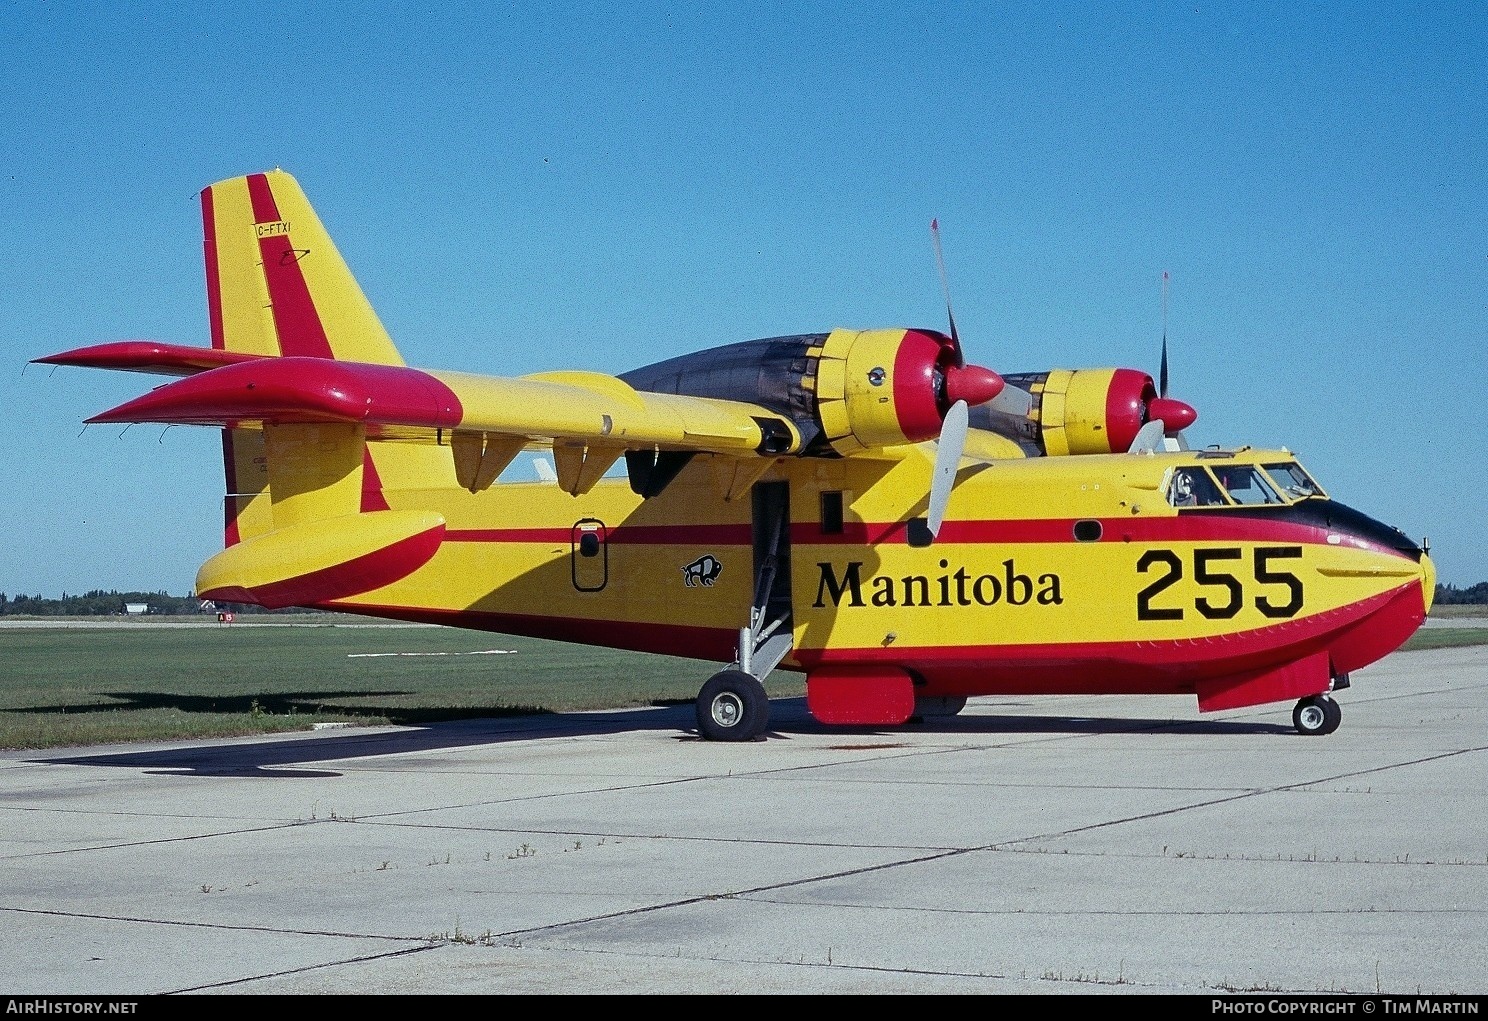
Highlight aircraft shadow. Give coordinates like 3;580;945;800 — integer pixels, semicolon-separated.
32;698;1288;777
12;689;552;724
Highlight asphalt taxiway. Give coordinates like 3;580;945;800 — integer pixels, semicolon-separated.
1;644;1485;996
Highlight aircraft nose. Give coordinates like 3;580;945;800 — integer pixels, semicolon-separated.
1421;550;1437;615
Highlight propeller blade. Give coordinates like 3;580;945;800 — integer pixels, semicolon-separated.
928;398;969;538
1159;270;1170;397
929;218;964;368
1127;419;1166;455
1159;333;1169;398
984;382;1033;417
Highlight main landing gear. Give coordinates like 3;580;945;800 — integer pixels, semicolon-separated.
694;485;791;743
1292;694;1342;736
696;669;771;742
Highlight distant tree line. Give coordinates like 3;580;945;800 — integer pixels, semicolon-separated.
1434;582;1488;605
0;590;313;616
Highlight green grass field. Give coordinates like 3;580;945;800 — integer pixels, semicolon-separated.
1;613;1482;751
0;620;798;750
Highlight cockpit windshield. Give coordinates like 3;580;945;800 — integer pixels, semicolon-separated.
1166;460;1322;509
1262;461;1324;500
1167;467;1228;507
1210;465;1284;506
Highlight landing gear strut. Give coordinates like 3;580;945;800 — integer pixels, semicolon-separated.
1292;694;1342;736
694;483;792;742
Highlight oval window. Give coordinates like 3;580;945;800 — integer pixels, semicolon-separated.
1073;519;1102;542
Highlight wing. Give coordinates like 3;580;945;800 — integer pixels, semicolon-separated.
52;350;802;496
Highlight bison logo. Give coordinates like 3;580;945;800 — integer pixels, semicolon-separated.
682;554;723;588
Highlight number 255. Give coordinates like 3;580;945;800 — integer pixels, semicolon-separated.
1136;546;1303;621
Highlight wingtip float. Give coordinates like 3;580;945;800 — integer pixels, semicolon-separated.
37;169;1430;742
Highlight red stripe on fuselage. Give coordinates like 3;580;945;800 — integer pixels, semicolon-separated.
443;524;754;546
796;515;1412;558
439;515;1409;559
312;581;1422;699
794;582;1423;697
247;173;334;359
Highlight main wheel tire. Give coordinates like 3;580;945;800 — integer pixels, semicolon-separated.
1293;695;1342;736
695;670;770;742
913;695;968;718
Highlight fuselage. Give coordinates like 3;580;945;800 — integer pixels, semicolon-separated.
325;441;1433;715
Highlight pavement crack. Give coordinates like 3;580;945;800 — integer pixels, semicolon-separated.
0;904;429;942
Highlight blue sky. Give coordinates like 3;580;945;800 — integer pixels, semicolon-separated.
3;2;1485;596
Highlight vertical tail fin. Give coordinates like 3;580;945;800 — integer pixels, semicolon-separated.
201;169;404;365
203;169;405;547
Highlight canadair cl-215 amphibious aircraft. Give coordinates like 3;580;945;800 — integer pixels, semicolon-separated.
35;170;1434;741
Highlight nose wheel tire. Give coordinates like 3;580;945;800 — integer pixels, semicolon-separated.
696;670;770;742
1292;695;1342;736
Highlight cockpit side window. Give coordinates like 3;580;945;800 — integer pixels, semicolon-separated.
1263;461;1324;500
1168;467;1229;508
1211;465;1285;506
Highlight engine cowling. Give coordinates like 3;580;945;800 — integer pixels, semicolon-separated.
989;368;1198;455
814;328;1002;455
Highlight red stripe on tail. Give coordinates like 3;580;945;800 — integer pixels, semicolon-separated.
247;173;335;359
221;430;242;548
361;451;391;512
201;186;225;351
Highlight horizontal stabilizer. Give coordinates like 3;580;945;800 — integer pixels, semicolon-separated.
196;509;445;609
34;342;267;377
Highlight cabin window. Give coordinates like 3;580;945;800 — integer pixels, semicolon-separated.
820;491;844;534
1211;465;1285;506
1263;461;1324;500
578;531;601;557
1073;519;1102;542
1167;467;1229;508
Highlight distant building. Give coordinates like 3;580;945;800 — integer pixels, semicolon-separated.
124;603;148;615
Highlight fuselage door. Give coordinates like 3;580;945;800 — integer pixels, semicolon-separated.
571;517;608;592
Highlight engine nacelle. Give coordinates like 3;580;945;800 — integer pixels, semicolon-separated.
1042;367;1151;455
816;328;1004;454
620;328;1003;458
983;368;1198;456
